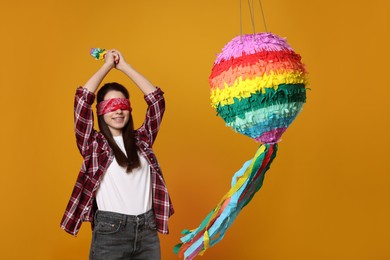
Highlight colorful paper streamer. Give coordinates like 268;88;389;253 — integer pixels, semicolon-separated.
90;48;106;60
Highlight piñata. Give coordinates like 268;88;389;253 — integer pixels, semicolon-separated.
174;32;308;259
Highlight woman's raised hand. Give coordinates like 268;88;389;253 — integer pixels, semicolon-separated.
104;49;120;69
113;50;132;71
83;49;121;93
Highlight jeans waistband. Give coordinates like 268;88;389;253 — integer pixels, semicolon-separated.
95;209;154;226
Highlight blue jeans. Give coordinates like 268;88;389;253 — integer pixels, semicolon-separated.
89;210;161;260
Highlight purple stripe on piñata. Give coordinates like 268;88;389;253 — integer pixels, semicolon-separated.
214;33;294;64
255;127;287;144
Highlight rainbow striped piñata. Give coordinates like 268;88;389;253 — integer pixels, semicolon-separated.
174;32;308;259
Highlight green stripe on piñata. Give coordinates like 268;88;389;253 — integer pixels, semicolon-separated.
216;84;306;123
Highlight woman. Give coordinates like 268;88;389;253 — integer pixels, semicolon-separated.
61;49;174;260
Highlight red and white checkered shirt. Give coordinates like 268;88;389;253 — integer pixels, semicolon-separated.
60;87;174;236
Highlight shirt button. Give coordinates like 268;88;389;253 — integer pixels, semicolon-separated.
85;207;89;211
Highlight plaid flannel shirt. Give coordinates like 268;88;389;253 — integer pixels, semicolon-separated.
60;87;174;236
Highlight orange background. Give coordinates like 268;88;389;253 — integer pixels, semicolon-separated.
0;0;389;259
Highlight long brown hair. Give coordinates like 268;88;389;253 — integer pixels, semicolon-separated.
97;82;140;172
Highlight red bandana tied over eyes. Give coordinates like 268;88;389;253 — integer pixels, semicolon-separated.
97;98;131;116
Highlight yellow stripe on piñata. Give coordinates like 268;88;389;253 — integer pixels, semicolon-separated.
210;71;307;108
210;61;306;89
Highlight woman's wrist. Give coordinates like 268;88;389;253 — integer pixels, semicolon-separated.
118;62;132;72
102;62;114;71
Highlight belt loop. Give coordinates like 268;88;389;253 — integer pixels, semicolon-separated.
94;209;99;220
122;213;127;227
146;209;153;226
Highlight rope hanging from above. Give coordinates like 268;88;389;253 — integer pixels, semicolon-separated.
240;0;268;42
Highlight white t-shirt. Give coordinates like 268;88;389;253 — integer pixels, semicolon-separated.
96;135;152;215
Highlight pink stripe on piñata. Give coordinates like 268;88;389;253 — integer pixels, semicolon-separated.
255;127;287;144
214;33;293;64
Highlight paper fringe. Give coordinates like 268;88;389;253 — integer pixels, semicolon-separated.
227;102;304;141
210;72;307;108
174;143;278;259
216;84;306;120
209;50;306;89
90;48;106;60
213;33;293;64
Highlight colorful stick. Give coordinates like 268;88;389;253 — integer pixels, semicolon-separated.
90;48;106;60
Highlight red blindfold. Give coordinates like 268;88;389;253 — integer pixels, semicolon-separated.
97;98;131;115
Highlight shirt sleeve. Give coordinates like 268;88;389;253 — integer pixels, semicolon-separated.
139;87;165;146
74;87;96;157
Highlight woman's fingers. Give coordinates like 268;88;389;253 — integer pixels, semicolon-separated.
108;49;120;64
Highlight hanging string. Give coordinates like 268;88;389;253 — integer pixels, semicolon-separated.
247;0;256;35
258;0;268;32
239;0;243;42
240;0;269;42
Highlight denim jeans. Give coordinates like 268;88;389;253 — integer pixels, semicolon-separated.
89;210;161;260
